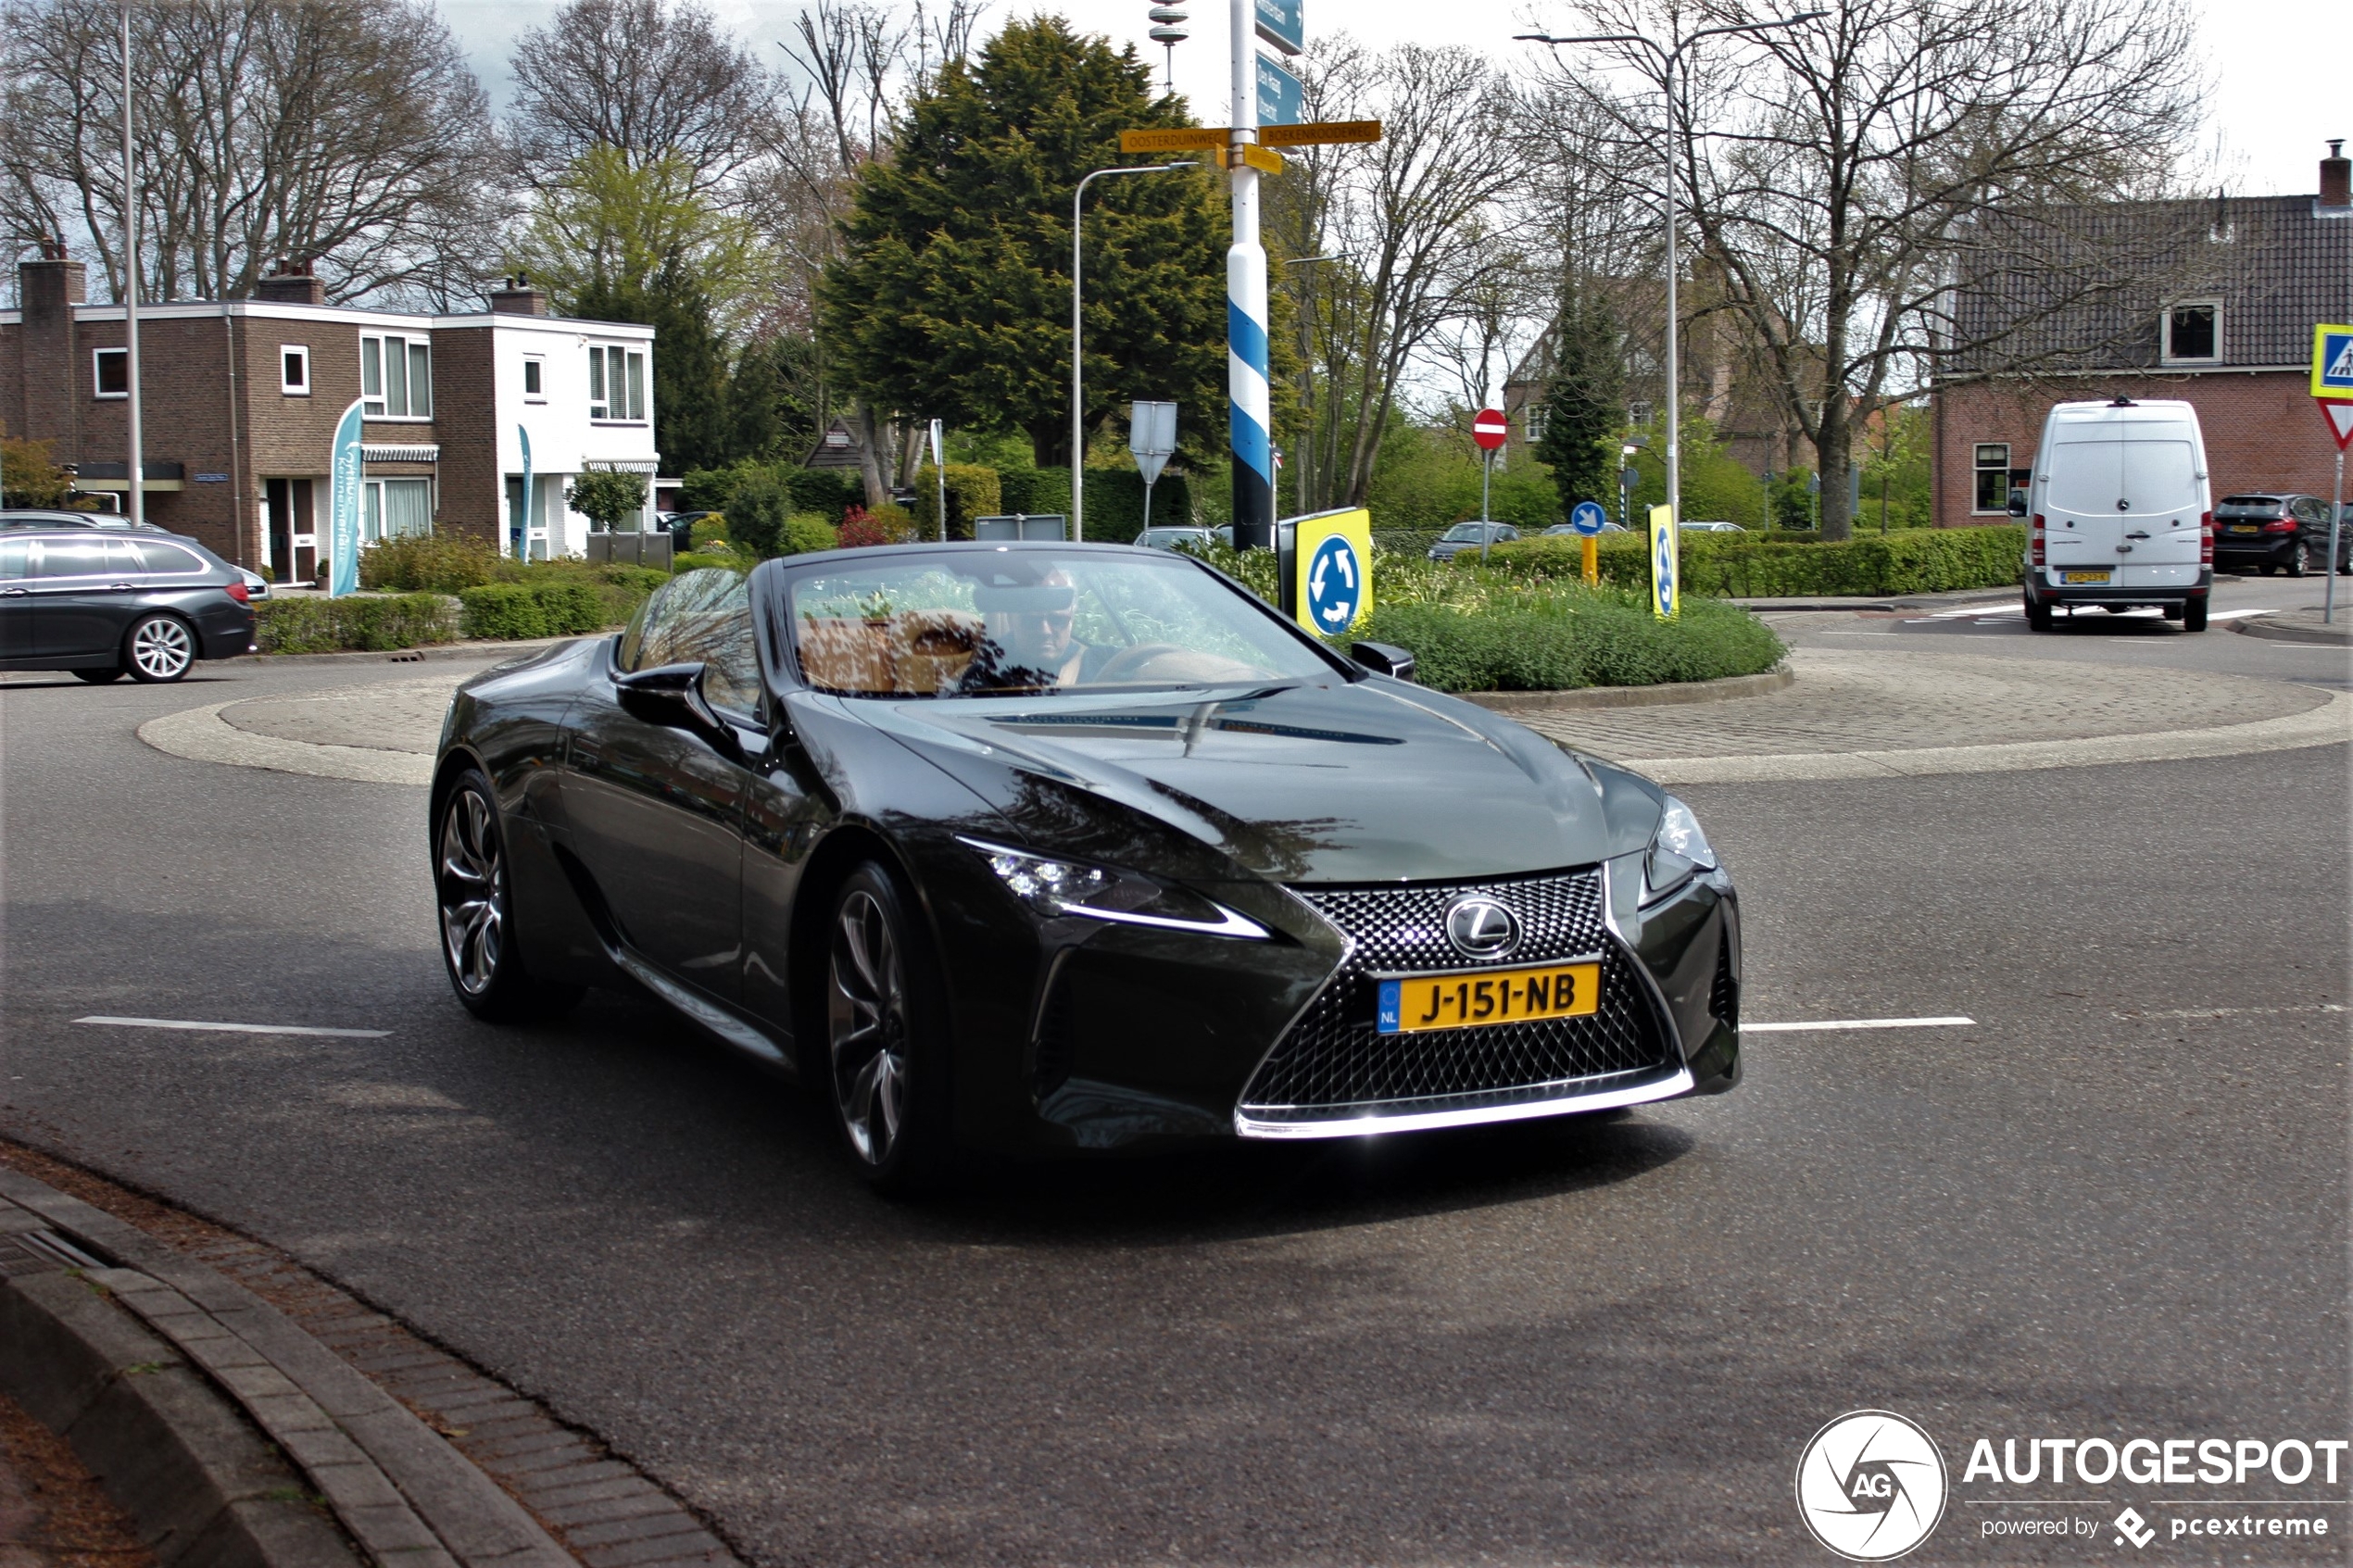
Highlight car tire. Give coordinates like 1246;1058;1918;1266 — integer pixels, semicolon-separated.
824;861;951;1195
434;769;582;1023
2023;592;2053;633
2287;548;2308;578
72;667;125;684
2183;597;2208;633
122;613;195;683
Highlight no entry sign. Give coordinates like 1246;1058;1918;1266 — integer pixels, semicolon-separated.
1472;408;1508;451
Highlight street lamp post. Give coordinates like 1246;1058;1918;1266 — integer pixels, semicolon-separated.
1516;11;1819;533
1072;160;1197;542
1281;254;1339;517
120;0;144;527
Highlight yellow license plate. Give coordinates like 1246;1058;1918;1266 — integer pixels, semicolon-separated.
2061;570;2111;583
1377;961;1601;1035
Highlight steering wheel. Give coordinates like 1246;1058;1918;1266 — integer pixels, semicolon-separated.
1091;642;1191;683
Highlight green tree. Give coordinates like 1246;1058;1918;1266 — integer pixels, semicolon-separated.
722;469;791;558
565;469;649;532
0;421;76;508
819;18;1226;466
1532;289;1625;514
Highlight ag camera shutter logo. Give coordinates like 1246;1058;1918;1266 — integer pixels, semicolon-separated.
1795;1411;1948;1562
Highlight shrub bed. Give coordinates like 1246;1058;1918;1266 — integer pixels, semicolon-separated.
1489;525;2024;597
1357;588;1785;694
458;579;614;640
254;593;458;654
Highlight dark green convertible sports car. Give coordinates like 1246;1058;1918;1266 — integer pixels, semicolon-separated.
431;544;1742;1190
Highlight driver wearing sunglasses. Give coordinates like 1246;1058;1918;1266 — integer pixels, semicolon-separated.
970;568;1113;689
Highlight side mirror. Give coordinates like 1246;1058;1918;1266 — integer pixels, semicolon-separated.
1352;641;1416;683
2007;491;2029;517
615;661;736;752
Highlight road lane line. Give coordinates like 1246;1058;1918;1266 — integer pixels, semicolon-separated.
2113;1002;2347;1022
75;1015;391;1039
1745;1016;1975;1033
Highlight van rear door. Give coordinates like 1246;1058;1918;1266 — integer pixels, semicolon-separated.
2116;428;2203;588
2045;426;2126;583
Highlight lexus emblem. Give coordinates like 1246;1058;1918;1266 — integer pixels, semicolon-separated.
1443;897;1522;960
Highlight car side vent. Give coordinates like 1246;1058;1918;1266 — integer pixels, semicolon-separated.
1709;938;1739;1028
1032;969;1076;1099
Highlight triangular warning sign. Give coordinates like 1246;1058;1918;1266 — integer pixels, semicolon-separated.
2322;398;2353;451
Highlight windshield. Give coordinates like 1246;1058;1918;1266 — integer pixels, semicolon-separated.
785;548;1335;698
1441;523;1497;542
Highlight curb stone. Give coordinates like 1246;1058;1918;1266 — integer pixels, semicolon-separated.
0;1168;573;1568
1464;668;1796;712
2234;613;2353;646
243;638;574;669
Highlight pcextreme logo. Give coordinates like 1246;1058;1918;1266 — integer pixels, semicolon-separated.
1795;1411;1950;1562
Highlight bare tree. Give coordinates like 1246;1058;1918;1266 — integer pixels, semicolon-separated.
1525;0;2208;538
0;0;497;305
506;0;772;195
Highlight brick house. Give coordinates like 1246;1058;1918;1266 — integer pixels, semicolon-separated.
1931;144;2352;527
0;256;657;580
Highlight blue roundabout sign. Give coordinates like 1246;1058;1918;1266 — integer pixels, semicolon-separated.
1304;533;1364;633
1570;499;1607;536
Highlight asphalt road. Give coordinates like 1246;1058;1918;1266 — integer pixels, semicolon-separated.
1;612;2346;1566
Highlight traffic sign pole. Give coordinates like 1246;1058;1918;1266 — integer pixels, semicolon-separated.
1471;408;1507;562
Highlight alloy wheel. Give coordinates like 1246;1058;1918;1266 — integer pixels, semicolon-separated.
827;889;909;1166
128;616;194;681
437;788;505;997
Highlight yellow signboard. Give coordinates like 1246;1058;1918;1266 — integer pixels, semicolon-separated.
2314;323;2353;400
1228;144;1284;174
1648;504;1679;620
1290;507;1374;637
1118;127;1229;152
1261;119;1383;147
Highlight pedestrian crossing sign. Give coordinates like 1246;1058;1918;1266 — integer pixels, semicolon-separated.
2314;324;2353;399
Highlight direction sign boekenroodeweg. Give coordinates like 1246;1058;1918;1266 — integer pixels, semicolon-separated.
2315;324;2353;399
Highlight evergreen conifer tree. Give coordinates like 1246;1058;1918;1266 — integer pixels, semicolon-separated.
1533;289;1626;516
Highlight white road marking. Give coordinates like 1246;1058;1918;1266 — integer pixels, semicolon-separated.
75;1015;390;1039
1745;1015;1975;1033
2112;1002;2347;1022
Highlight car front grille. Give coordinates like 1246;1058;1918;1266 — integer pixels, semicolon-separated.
1238;867;1677;1123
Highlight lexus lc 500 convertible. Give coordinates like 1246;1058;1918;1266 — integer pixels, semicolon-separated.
431;544;1741;1190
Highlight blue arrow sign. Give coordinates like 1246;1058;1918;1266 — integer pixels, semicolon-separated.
1305;533;1362;632
1570;499;1607;536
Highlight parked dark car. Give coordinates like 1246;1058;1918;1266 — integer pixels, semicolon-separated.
1540;521;1629;536
1427;521;1520;560
2211;494;2335;575
0;507;167;533
0;529;257;682
431;545;1741;1192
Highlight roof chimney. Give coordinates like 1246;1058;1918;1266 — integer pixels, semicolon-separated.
2324;140;2350;209
489;274;550;316
254;257;326;306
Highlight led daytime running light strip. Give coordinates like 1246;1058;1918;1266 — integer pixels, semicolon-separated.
958;838;1271;939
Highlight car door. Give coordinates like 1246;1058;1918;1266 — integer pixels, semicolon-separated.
24;536;129;660
560;571;759;1002
0;538;31;661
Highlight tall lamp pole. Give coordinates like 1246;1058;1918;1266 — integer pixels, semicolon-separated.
120;0;144;527
1516;11;1819;532
1072;160;1196;542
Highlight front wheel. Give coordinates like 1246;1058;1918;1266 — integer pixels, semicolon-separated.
123;614;195;682
2182;597;2208;633
434;769;581;1022
824;863;950;1194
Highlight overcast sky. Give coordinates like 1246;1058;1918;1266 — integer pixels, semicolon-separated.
441;0;2347;197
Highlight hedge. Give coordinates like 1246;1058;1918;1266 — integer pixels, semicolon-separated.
911;462;1002;540
998;466;1072;519
254;593;459;654
1487;525;2025;597
459;578;620;641
1354;587;1786;694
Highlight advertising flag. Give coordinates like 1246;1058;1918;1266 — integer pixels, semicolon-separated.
327;398;364;597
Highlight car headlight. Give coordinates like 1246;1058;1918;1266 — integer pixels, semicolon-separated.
1642;796;1718;902
959;838;1270;938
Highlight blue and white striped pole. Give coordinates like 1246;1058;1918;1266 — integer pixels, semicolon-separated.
1227;0;1274;549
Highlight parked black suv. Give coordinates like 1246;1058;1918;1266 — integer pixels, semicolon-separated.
0;525;257;682
2211;494;2347;575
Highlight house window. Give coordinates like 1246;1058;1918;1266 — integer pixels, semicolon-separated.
361;478;434;542
2162;302;2220;364
281;345;310;395
360;333;433;417
522;358;544;398
588;344;646;421
1524;404;1550;443
1974;444;2012;512
94;347;128;398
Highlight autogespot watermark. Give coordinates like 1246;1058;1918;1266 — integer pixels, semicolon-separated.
1797;1412;2349;1559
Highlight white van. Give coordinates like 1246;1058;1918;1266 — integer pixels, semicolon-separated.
2020;397;2212;632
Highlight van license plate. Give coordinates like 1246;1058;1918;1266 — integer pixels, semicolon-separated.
1377;962;1602;1035
2061;570;2111;583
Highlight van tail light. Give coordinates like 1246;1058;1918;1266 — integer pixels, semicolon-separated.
2199;511;2213;565
2029;514;2045;566
223;580;250;604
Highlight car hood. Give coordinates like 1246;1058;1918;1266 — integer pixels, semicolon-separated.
847;677;1657;884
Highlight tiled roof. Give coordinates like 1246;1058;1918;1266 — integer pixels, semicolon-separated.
1944;195;2352;375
